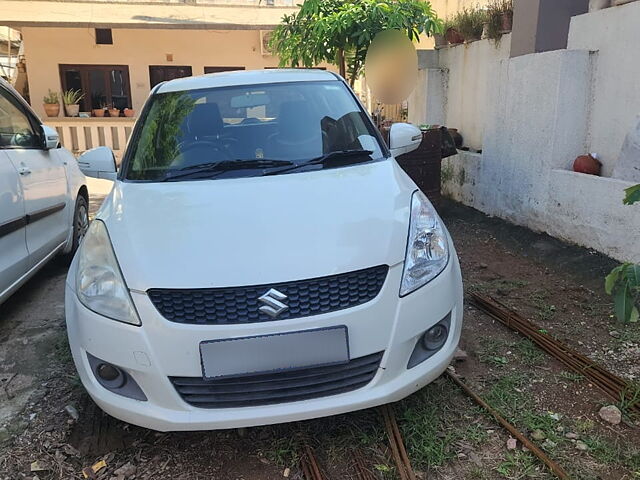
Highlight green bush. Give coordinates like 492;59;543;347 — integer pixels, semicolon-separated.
453;6;487;42
605;184;640;323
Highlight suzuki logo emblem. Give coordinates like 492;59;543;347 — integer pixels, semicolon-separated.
258;288;289;318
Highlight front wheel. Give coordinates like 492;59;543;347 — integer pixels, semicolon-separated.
61;194;89;263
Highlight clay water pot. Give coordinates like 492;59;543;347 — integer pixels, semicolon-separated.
501;11;513;32
445;27;464;45
573;154;602;175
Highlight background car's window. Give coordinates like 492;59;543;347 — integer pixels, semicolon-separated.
0;90;40;149
125;80;385;181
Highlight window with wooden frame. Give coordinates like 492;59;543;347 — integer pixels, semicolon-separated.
204;66;245;74
149;66;193;88
59;64;131;112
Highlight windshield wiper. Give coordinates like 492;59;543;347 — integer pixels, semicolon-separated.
261;149;374;177
161;159;295;181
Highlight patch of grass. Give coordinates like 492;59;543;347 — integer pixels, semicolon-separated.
529;291;556;321
492;278;529;293
515;339;545;366
556;371;584;383
496;450;545;479
478;338;512;367
397;381;489;470
618;383;640;420
483;374;529;418
262;435;302;467
53;331;73;365
583;434;640;471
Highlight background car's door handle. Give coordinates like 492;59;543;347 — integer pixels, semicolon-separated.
18;166;31;175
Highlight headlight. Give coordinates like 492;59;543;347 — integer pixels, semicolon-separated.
400;191;449;296
76;220;140;325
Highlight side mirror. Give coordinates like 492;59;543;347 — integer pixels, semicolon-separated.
41;125;60;150
389;123;422;158
77;146;117;180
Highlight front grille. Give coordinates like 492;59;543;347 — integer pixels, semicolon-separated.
170;352;383;408
148;265;388;325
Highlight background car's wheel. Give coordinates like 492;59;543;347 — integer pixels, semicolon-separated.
60;194;89;263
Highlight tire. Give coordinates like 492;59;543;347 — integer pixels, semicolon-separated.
60;194;89;263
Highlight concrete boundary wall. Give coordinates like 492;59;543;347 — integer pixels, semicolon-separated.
413;3;640;262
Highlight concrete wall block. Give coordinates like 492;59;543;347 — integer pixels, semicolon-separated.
568;1;640;175
612;114;640;182
442;151;481;206
546;170;640;262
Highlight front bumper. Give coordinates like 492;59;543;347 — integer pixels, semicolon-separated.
65;259;463;431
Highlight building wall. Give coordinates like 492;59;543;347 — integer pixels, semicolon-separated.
22;27;286;116
413;1;640;262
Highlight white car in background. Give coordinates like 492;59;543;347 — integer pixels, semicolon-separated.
0;78;88;305
66;69;463;431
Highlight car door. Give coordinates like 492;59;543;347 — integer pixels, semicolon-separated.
0;150;28;298
0;85;68;268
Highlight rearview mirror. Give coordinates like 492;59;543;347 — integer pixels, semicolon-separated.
389;123;422;158
230;92;270;109
77;146;117;180
41;125;60;150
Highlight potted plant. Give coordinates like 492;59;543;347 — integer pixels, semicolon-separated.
123;108;136;118
455;6;487;43
62;89;84;117
43;89;60;117
486;0;513;44
500;0;513;32
108;105;120;118
93;102;106;117
444;19;464;45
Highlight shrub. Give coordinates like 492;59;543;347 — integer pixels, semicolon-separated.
43;89;59;104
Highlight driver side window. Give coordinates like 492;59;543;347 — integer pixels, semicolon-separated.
0;89;40;149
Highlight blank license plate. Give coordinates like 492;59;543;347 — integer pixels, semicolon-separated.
199;326;350;379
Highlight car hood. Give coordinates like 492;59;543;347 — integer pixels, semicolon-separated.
99;160;417;291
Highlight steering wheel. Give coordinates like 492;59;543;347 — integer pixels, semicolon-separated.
177;139;232;158
170;139;232;169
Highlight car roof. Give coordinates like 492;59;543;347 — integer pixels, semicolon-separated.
155;69;339;94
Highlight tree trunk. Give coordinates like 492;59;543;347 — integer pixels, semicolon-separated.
337;49;346;79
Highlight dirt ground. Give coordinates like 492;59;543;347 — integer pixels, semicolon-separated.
1;198;639;480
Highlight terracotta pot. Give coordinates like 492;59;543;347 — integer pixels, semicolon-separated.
108;108;120;118
448;128;463;148
65;104;80;117
92;108;105;117
573;154;602;176
501;11;513;32
123;108;135;118
43;103;60;117
445;27;464;45
434;33;448;49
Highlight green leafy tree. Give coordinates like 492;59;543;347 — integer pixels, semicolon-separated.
605;184;640;323
270;0;442;86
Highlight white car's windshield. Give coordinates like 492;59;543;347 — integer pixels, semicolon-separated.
123;80;386;181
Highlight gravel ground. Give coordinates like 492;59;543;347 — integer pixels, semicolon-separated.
1;197;639;480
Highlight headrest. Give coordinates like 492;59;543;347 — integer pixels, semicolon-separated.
187;103;223;138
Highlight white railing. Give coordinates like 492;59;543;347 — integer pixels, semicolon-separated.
45;117;136;160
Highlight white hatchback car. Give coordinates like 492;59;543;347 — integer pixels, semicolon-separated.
0;79;88;305
66;70;463;431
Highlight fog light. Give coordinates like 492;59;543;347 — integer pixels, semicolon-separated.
422;324;448;351
97;363;120;382
87;353;147;401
